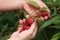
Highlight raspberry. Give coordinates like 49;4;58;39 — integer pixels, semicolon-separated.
41;10;48;17
27;18;34;25
23;25;30;30
19;25;30;32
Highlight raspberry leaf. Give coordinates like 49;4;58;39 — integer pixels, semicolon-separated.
51;32;60;40
39;7;47;11
38;18;44;21
29;0;38;7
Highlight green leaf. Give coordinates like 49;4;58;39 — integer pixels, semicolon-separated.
53;0;56;2
55;0;60;5
39;7;47;11
51;32;60;40
53;25;60;29
38;18;44;21
35;16;60;40
19;10;27;17
0;15;5;22
29;0;38;7
39;16;59;31
5;11;16;23
52;19;60;24
0;35;11;40
1;24;8;34
0;24;3;31
52;8;56;16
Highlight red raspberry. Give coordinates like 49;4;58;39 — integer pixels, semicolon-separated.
41;10;48;17
27;18;34;25
19;26;30;32
23;25;30;30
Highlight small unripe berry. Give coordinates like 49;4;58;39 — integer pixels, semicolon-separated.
25;15;30;19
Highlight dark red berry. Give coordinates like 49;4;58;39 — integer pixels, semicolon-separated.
41;10;48;17
23;25;30;30
41;13;48;17
27;18;34;25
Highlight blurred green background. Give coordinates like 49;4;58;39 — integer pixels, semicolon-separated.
0;0;60;40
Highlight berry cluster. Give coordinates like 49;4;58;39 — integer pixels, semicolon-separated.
20;18;34;32
19;8;50;32
33;10;50;23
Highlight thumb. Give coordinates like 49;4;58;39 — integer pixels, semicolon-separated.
28;22;36;33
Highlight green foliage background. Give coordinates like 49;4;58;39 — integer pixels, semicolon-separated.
0;0;60;40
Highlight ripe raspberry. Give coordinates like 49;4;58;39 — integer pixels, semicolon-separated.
23;25;30;30
27;18;34;25
41;10;48;17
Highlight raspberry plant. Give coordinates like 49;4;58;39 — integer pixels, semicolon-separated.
0;0;60;40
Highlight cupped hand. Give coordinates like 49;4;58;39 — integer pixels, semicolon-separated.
8;19;37;40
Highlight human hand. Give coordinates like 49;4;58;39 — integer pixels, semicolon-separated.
0;0;50;17
8;19;37;40
23;0;51;17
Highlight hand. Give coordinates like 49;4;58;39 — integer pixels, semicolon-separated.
0;0;50;17
23;0;50;17
8;19;37;40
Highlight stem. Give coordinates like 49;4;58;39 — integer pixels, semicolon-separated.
52;8;57;16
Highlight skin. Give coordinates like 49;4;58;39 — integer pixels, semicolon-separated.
0;0;51;40
0;0;50;17
8;19;37;40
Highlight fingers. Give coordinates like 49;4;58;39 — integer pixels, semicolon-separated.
36;0;50;12
24;0;51;18
26;0;39;9
28;22;36;34
26;0;50;13
23;19;26;24
18;20;23;30
23;1;36;16
11;20;24;37
18;19;26;32
36;0;51;17
39;0;51;18
30;0;50;18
